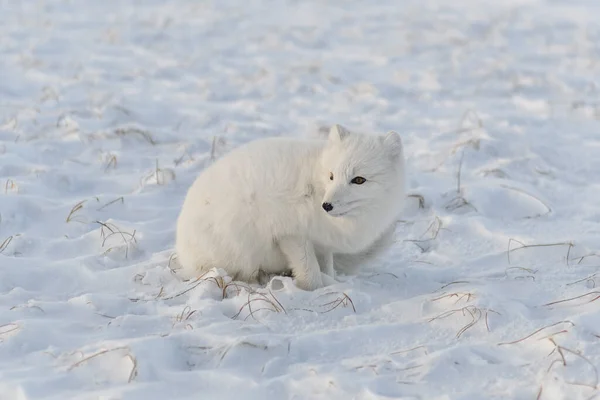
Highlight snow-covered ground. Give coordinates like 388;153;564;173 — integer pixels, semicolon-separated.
1;0;600;398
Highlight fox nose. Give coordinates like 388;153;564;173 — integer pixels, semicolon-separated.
322;202;333;212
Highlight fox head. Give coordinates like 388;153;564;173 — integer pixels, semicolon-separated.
319;124;405;219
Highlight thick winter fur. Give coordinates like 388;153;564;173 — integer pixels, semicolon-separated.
175;124;405;290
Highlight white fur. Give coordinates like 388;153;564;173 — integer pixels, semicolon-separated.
175;124;406;290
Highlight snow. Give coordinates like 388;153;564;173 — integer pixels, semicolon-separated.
1;0;600;399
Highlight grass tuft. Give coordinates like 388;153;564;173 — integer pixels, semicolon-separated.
95;220;137;259
546;338;598;389
404;216;445;252
66;200;87;223
232;290;286;321
428;305;498;338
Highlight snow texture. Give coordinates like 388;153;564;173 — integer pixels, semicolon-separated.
1;0;600;399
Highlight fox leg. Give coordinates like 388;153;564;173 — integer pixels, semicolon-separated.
319;251;337;286
315;248;335;276
278;237;323;291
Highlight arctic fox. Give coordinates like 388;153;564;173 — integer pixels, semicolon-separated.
175;124;405;290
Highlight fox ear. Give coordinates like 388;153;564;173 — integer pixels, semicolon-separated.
328;124;350;143
382;131;403;158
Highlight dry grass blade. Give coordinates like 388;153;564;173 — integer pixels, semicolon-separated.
101;230;137;247
10;304;44;313
125;354;138;383
243;307;278;321
485;309;500;332
94;220;137;258
566;273;598;288
159;272;250;301
433;281;470;292
404;216;445;251
547;358;566;373
141;160;176;185
268;289;287;314
210;136;218;161
174;306;198;325
547;338;599;389
428;109;482;173
445;195;477;213
537;330;568;342
167;253;178;273
67;347;138;383
66;200;86;223
0;236;13;253
499;184;552;218
390;345;428;356
95;220;116;238
0;323;19;336
428;306;492;338
431;292;475;304
456;307;481;338
95;312;116;319
407;194;425;209
154;159;160;184
209;136;228;161
505;266;538;281
159;272;211;300
114;127;156;145
174;148;194;166
232;292;282;321
507;239;574;265
456;149;465;193
497;321;575;346
97;197;124;211
543;291;600;307
574;253;600;265
427;308;461;322
68;346;125;367
313;292;357;313
104;154;118;171
365;272;400;280
217;341;268;365
459;109;483;130
321;293;356;313
5;179;18;194
506;266;538;275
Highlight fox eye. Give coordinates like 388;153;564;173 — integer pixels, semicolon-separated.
329;172;334;181
351;176;366;185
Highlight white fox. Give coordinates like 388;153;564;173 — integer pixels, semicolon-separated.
175;124;405;290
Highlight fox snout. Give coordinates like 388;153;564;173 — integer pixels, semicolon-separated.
321;186;349;216
322;202;334;212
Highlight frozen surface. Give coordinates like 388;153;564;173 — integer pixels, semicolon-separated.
1;0;600;399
